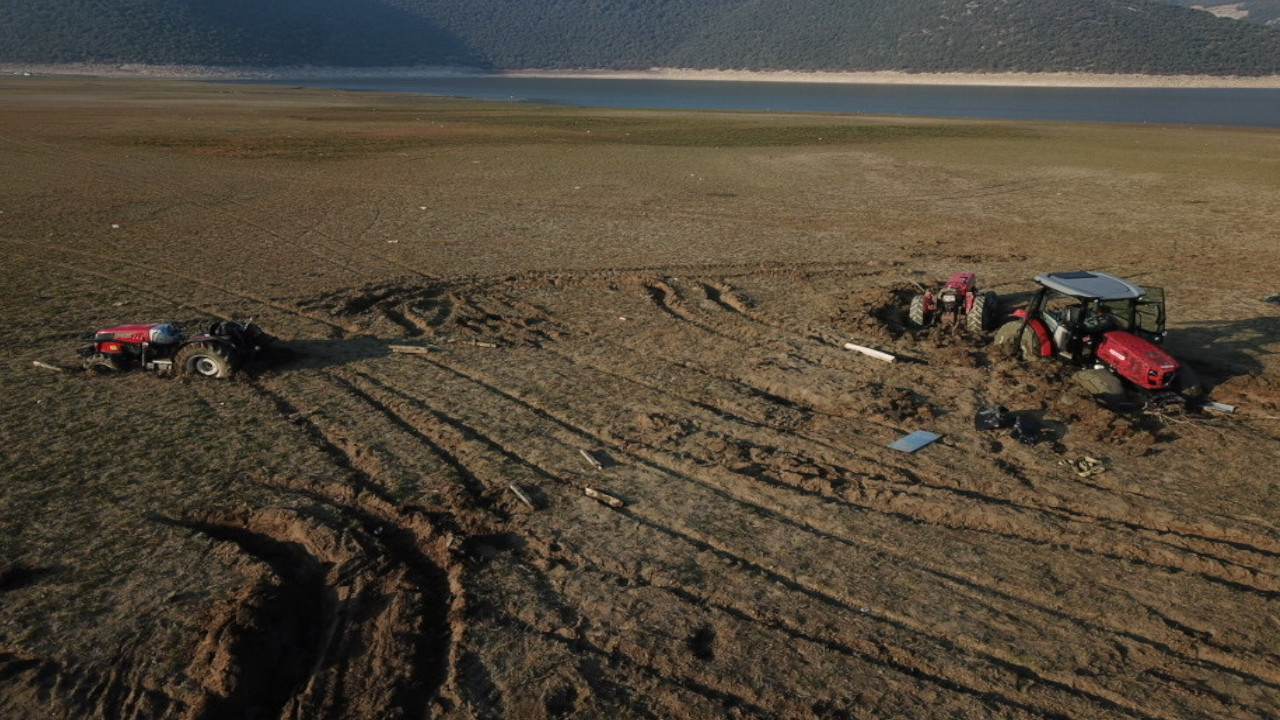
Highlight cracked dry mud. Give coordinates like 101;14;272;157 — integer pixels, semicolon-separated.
3;78;1280;720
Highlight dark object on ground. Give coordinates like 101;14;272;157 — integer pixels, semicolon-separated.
1012;415;1045;445
975;405;1011;430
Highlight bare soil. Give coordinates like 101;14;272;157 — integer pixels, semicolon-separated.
3;76;1280;720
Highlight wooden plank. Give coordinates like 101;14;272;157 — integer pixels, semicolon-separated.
508;483;537;509
579;448;604;471
843;342;897;363
32;361;65;372
584;486;624;508
388;344;436;355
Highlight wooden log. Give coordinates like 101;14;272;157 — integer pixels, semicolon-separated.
508;483;537;509
584;486;624;508
843;342;896;363
579;449;604;471
32;361;65;372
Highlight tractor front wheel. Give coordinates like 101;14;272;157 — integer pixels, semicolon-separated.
83;353;122;373
175;342;237;378
908;295;928;327
1075;368;1127;407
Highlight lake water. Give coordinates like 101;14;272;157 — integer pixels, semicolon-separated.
248;74;1280;128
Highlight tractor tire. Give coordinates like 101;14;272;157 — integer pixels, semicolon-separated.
83;353;122;373
993;320;1043;361
1174;364;1204;399
967;292;998;333
1075;368;1127;407
175;342;237;378
908;294;928;327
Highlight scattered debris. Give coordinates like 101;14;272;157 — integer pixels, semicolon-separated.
888;430;942;452
465;340;499;348
1263;295;1279;305
584;486;625;508
1203;401;1236;414
508;482;537;509
844;342;897;363
579;449;605;471
31;360;64;373
1060;456;1107;477
974;405;1011;430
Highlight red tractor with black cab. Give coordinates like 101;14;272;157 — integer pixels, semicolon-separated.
909;272;999;333
78;320;274;378
993;271;1201;404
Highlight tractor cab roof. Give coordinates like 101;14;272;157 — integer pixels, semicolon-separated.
1033;271;1146;301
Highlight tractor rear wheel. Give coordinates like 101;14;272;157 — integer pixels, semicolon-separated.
908;295;928;327
175;342;237;378
83;353;122;373
993;320;1044;360
967;291;998;333
1075;368;1126;407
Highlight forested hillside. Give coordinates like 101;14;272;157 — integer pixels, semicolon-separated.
4;0;1280;75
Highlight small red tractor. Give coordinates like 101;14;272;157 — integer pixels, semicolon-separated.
78;320;274;378
992;271;1201;404
908;272;999;333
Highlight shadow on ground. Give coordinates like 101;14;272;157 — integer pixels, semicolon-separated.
1169;315;1280;383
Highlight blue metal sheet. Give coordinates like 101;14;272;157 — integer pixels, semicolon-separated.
887;430;942;453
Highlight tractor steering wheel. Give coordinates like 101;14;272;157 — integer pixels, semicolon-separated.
1082;309;1114;333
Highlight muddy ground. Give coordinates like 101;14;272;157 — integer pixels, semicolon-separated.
2;77;1280;720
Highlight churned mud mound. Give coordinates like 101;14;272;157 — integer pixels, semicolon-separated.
4;79;1280;720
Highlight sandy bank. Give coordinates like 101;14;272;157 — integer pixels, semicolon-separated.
507;68;1280;88
5;63;1280;89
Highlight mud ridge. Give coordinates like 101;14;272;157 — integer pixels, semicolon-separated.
170;505;453;720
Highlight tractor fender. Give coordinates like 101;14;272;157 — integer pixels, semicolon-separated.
1027;319;1053;358
1008;311;1053;358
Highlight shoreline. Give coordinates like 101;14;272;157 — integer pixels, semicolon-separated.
5;63;1280;89
506;68;1280;89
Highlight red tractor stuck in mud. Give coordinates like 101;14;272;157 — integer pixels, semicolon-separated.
78;320;275;378
993;271;1201;404
908;272;1000;333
